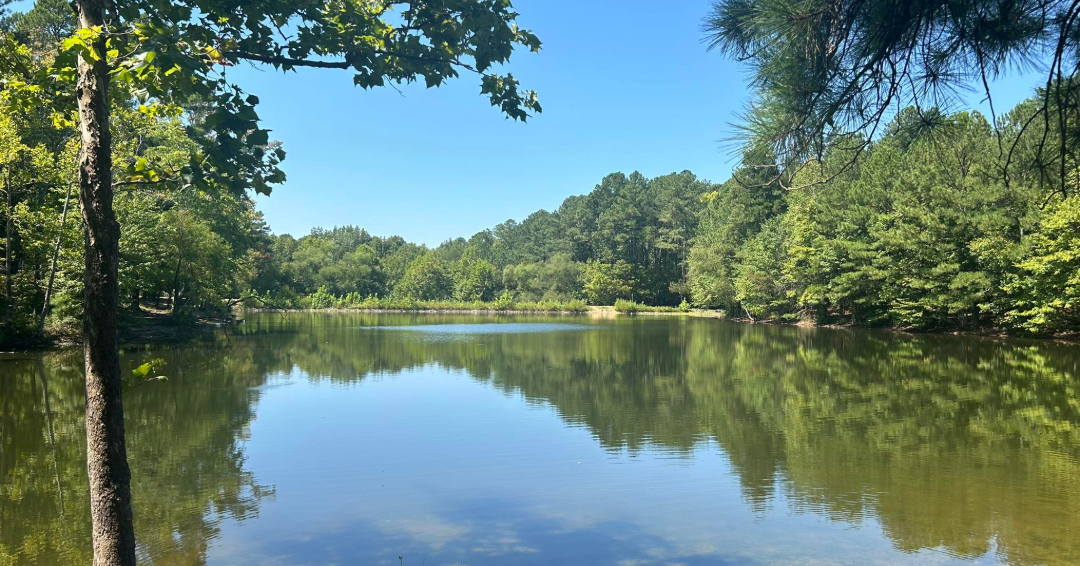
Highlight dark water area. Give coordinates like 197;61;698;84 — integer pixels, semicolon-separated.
2;313;1079;565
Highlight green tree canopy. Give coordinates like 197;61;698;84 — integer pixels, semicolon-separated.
704;0;1080;195
395;252;454;300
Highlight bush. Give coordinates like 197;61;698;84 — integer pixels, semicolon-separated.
614;299;682;314
562;299;589;313
493;291;516;311
307;286;335;309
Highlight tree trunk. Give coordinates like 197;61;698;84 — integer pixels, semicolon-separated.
170;256;182;316
38;182;73;336
73;1;137;565
4;171;13;322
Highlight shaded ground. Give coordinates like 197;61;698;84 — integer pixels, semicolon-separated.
1;308;227;352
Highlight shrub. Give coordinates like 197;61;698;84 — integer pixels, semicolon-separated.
493;291;516;311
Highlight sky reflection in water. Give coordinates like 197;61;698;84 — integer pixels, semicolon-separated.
2;313;1077;566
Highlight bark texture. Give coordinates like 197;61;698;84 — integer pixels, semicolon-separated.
73;0;137;564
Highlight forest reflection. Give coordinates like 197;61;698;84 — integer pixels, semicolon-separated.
2;313;1078;565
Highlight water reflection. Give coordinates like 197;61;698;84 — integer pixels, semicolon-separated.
360;322;596;334
1;313;1078;565
0;344;272;565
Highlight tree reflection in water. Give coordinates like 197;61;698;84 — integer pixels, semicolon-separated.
2;313;1077;565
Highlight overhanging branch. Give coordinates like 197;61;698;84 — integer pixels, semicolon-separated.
222;50;477;74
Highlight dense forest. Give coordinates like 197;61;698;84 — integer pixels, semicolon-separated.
2;0;1080;347
248;169;708;309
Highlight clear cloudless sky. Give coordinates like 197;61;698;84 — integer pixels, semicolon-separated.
233;0;750;246
13;0;1043;246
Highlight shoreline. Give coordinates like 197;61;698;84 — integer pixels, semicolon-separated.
1;311;229;353
5;306;1073;353
244;306;1076;341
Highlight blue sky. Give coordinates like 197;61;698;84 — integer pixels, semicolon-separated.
228;0;1047;247
232;1;750;245
13;0;1046;246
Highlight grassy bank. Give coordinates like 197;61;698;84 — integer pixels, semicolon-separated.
612;299;690;314
245;294;592;313
242;295;710;316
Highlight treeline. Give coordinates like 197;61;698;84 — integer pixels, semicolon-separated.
250;170;708;309
254;96;1080;335
689;104;1080;335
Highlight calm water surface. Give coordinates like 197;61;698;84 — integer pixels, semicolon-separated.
2;313;1079;565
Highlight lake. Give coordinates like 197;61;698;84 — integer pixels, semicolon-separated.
2;313;1079;565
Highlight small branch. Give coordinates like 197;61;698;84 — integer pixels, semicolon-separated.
112;178;174;190
222;50;478;74
124;375;167;393
224;51;351;69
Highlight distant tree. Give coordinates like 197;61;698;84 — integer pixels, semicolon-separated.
454;257;498;301
10;0;73;55
503;253;582;302
321;244;383;298
687;168;784;310
159;209;232;316
582;260;635;305
380;242;425;294
288;237;334;295
395;253;454;301
435;237;469;263
733;217;792;319
1002;194;1080;333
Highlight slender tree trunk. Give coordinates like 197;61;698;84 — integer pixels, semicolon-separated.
73;1;137;565
38;183;73;336
4;172;13;322
170;256;182;316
